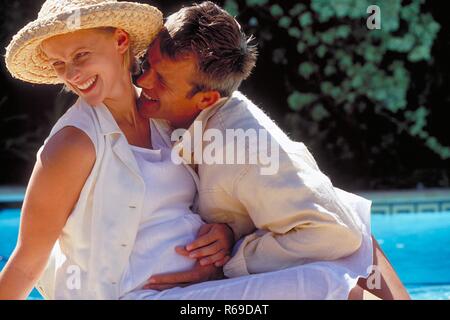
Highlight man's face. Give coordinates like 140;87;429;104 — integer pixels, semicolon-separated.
136;39;204;128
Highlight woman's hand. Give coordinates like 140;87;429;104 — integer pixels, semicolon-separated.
176;223;235;267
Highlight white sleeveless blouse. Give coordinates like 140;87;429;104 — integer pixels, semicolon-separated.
35;97;201;299
119;127;203;297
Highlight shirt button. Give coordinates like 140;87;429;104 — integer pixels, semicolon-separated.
121;244;127;247
129;205;136;209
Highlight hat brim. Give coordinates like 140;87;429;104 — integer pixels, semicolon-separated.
5;2;163;84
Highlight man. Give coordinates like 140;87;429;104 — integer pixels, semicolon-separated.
136;1;409;300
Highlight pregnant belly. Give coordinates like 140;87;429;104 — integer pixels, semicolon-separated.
121;213;204;294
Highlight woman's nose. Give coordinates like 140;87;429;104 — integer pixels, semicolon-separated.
64;63;81;83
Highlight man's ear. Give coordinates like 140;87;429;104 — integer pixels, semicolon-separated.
196;90;221;110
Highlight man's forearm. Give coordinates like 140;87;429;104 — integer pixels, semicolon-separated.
224;223;362;277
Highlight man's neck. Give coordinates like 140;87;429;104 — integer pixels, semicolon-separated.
173;96;231;130
175;112;202;130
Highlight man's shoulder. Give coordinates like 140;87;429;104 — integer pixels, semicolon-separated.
209;91;293;145
210;91;274;131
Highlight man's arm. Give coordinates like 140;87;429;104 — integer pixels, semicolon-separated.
143;261;224;291
223;143;364;277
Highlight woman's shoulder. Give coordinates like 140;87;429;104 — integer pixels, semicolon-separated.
58;98;98;125
40;126;96;167
47;98;100;152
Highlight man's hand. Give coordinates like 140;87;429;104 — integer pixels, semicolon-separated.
143;261;225;291
176;223;234;267
142;223;234;291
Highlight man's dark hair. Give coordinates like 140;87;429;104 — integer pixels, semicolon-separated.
158;1;258;97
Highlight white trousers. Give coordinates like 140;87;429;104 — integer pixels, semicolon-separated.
120;263;358;300
120;189;373;300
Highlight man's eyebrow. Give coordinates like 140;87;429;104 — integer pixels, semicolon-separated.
157;72;167;85
150;61;167;84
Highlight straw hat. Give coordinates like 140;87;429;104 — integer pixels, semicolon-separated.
5;0;163;84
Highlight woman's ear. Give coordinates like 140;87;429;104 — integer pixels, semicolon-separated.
197;90;221;110
114;28;130;54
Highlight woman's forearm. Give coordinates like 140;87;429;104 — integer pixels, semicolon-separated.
0;127;96;300
0;248;49;300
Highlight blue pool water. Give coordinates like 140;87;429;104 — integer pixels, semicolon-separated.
0;208;43;299
371;212;450;299
1;208;450;300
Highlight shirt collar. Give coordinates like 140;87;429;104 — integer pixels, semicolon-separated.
191;95;230;128
174;95;231;164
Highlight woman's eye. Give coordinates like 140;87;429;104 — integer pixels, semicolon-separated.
52;61;64;67
75;52;89;60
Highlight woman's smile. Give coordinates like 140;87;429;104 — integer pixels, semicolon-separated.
73;75;98;94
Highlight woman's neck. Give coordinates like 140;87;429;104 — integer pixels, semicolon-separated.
103;75;151;148
103;76;140;128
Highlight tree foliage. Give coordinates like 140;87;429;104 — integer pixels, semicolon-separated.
223;0;447;188
0;0;448;188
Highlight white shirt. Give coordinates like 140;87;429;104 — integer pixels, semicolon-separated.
36;97;200;300
119;126;203;297
152;91;373;281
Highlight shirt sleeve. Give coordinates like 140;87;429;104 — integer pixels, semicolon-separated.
223;142;364;278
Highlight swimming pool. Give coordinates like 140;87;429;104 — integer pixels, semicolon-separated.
0;208;43;299
1;208;450;300
372;212;450;299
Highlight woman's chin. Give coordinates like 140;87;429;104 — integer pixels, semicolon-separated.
78;80;104;106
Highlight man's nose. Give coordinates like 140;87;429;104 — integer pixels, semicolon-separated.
136;69;154;89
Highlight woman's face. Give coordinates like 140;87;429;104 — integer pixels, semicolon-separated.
41;28;130;106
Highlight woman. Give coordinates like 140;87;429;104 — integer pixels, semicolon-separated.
0;0;232;300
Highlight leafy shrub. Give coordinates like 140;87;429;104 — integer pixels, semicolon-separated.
224;0;447;188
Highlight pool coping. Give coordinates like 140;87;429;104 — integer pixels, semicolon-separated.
358;189;450;214
1;186;450;214
0;186;26;203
